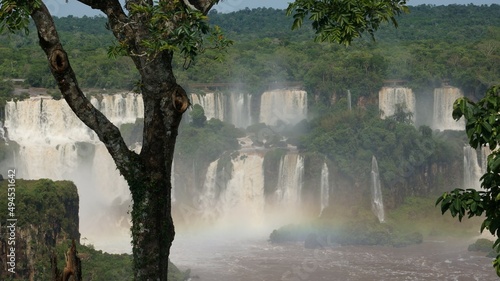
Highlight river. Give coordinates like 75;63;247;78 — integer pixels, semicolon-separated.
171;233;497;281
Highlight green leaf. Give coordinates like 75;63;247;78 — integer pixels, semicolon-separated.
490;155;500;172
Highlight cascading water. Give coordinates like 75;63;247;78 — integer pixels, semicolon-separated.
480;146;491;174
198;159;222;222
347;90;352;111
275;154;304;208
0;121;6;142
320;162;329;216
189;92;252;128
219;154;265;229
378;87;416;122
259;89;307;126
432;87;465;131
371;156;385;223
3;94;145;252
194;154;265;233
463;145;484;190
228;93;252;129
190;93;225;122
182;152;308;229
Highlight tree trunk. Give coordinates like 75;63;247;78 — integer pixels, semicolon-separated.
51;240;82;281
30;1;191;280
131;52;187;279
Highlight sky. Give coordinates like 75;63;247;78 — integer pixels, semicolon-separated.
44;0;500;17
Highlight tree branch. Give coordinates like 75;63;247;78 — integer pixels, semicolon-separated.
30;2;141;179
77;0;137;48
179;0;218;14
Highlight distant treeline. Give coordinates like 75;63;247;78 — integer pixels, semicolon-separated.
0;4;498;102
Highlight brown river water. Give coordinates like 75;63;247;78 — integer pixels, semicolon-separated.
171;233;498;281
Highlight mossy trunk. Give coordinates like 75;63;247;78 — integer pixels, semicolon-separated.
130;53;186;279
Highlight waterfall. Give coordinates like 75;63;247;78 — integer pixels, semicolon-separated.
198;159;222;222
189;92;252;128
190;93;225;122
0;121;6;142
275;153;304;207
463;145;485;190
378;87;416;122
371;156;385;223
5;97;95;142
480;146;491;174
4;94;144;252
432;87;465;131
228;93;252;129
259;89;307;126
320;162;329;216
189;89;307;128
219;154;265;228
347;90;352;111
196;154;265;230
94;93;144;125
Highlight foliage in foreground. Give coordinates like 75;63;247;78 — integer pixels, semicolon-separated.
53;241;190;281
436;85;500;276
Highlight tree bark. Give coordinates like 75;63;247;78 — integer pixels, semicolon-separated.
51;240;82;281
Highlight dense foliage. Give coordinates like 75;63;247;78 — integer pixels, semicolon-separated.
176;117;244;167
0;179;79;237
0;179;79;279
0;5;498;99
297;104;456;185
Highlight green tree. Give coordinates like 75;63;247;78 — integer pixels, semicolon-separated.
189;103;207;127
0;0;408;279
436;85;500;277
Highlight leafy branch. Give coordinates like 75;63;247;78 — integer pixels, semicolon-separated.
0;0;42;34
437;85;500;276
109;0;232;68
286;0;409;45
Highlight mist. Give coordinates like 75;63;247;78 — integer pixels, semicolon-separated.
1;3;499;280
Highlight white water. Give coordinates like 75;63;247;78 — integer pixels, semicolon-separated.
370;156;385;223
480;146;491;174
347;90;352;111
275;153;304;210
3;94;144;252
190;92;252;128
198;159;222;222
0;121;6;142
259;89;307;126
432;87;465;131
463;145;485;190
378;87;416;122
187;151;307;234
219;154;265;230
320;162;329;216
92;93;144;125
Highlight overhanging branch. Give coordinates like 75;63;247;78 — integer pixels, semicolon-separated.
30;2;141;179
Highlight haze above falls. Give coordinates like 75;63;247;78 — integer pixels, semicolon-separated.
2;81;485;253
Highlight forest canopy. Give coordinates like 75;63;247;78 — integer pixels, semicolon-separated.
0;5;498;100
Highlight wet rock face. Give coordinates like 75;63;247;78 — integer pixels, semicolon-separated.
0;179;80;280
